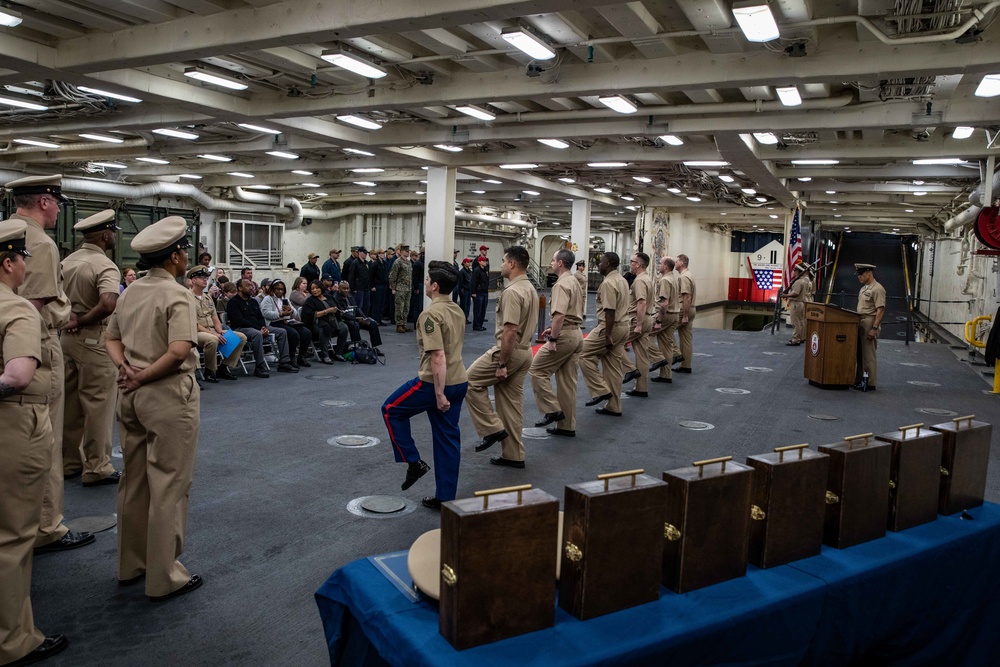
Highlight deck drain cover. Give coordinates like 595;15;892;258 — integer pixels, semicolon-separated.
65;515;117;533
307;375;339;381
321;400;356;408
762;352;786;356
900;362;930;368
712;341;734;345
809;414;840;421
347;496;416;519
716;388;750;395
329;435;380;448
678;421;715;430
908;381;941;387
744;367;773;373
693;353;713;357
916;408;958;416
522;427;552;439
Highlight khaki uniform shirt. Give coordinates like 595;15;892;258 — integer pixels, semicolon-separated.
657;272;680;313
106;267;199;373
389;258;412;291
629;272;654;318
595;269;630;323
785;276;808;302
11;213;71;330
804;277;815;302
193;293;217;329
678;268;696;307
0;283;50;397
857;279;886;316
61;242;121;324
574;270;587;294
417;295;468;386
495;274;539;348
550;272;583;327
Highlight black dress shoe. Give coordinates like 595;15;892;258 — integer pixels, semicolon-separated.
82;470;121;487
148;575;203;602
595;407;623;417
8;635;68;666
277;363;298;373
651;377;672;384
672;355;684;365
786;341;802;346
475;430;509;452
204;369;219;383
623;369;641;384
649;359;669;372
585;392;612;407
625;390;648;398
253;366;270;378
546;427;576;437
401;460;430;490
217;366;238;380
63;470;82;480
297;357;312;368
534;411;564;428
422;497;442;510
34;530;95;554
118;572;145;586
676;367;692;374
490;456;525;469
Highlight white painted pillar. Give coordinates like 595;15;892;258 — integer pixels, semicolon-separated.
571;199;591;267
424;167;457;306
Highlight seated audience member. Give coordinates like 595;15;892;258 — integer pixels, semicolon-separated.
225;278;297;378
211;275;228;304
120;266;137;293
218;280;237;313
289;276;310;308
332;280;383;349
300;281;348;363
256;278;272;302
321;277;338;300
240;266;259;297
188;266;246;382
260;279;314;368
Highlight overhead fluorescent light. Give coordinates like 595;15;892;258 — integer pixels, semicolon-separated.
351;168;384;173
13;138;60;149
667;187;682;194
594;187;613;194
974;74;1000;98
791;159;838;165
754;132;779;145
237;123;282;134
79;133;124;143
343;148;374;156
686;196;701;202
483;179;502;184
92;161;127;169
152;128;199;140
135;157;170;164
775;86;802;107
178;174;202;180
337;115;382;130
620;195;635;201
912;158;966;165
353;181;377;187
266;150;300;159
198;154;232;162
558;177;576;184
500;163;539;169
522;190;540;196
588;162;628;168
952;126;974;139
769;214;779;219
363;192;377;196
797;177;812;182
742;188;757;195
455;105;495;121
78;87;142;103
718;175;735;183
244;184;272;190
756;196;768;202
0;9;23;27
905;209;914;213
633;176;652;183
597;95;638;114
184;67;248;91
912;191;927;196
434;144;463;152
732;2;781;42
227;172;254;178
292;170;313;176
826;190;836;194
500;28;556;61
300;183;321;187
320;49;388;79
415;190;425;195
0;95;47;111
658;134;684;146
538;138;569;149
471;190;486;194
683;161;729;167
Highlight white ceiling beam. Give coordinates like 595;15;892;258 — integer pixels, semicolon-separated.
162;0;229;14
597;2;680;58
714;132;797;208
87;0;184;24
14;0;134;32
674;0;745;53
459;166;619;206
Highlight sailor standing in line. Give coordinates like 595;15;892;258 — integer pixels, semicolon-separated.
649;256;680;383
853;263;885;392
0;220;69;667
674;253;696;374
782;262;809;346
529;248;584;437
60;210;122;486
574;260;588;320
104;216;203;601
578;252;631;416
5;174;95;554
620;252;655;397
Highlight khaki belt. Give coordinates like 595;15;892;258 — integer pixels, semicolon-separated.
0;394;48;405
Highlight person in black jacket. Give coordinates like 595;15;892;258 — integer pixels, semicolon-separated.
370;248;390;324
471;255;489;330
409;250;424;324
332;281;383;349
458;257;473;323
300;253;321;283
347;246;373;317
226;278;296;376
299;281;348;363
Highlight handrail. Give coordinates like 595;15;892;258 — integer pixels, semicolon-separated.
964;315;992;349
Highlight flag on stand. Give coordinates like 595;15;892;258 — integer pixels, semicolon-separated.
785;207;802;287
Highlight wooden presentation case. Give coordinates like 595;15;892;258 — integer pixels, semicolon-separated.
662;457;754;593
804;303;861;387
559;470;668;620
440;485;559;650
931;415;992;515
875;423;943;532
818;433;892;548
745;444;830;569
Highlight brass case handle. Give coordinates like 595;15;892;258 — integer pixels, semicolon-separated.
664;523;682;541
898;423;924;437
775;443;808;462
441;564;457;587
751;505;766;520
889;480;897;490
825;491;840;504
693;456;733;477
843;433;874;449
564;541;583;562
474;484;532;509
952;415;975;429
940;466;951;477
597;469;644;491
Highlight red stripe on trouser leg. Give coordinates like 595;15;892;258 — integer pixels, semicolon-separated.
382;380;423;460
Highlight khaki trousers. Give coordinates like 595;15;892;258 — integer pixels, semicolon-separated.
856;315;878;386
116;373;200;597
35;331;68;547
653;313;680;379
62;327;117;482
466;346;532;462
579;321;630;413
197;330;247;371
529;327;583;431
677;307;696;371
789;301;806;343
0;403;50;665
621;315;654;392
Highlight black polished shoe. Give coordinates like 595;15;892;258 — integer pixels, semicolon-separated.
475;430;509;452
204;369;219;383
534;411;564;428
217;366;238;381
402;460;430;491
490;456;525;469
623;369;641;384
625;390;648;398
651;377;673;384
649;359;669;372
675;367;692;374
82;470;121;487
584;392;612;407
148;575;203;602
277;362;298;373
672;355;684;365
118;572;145;586
595;407;623;417
546;427;576;437
422;497;443;510
63;470;82;480
7;635;68;666
297;357;312;368
34;530;95;554
253;366;270;378
786;341;802;346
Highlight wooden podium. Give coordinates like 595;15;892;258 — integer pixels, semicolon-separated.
804;303;860;387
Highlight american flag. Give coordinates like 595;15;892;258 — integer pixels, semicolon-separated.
785;207;801;288
753;266;782;290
